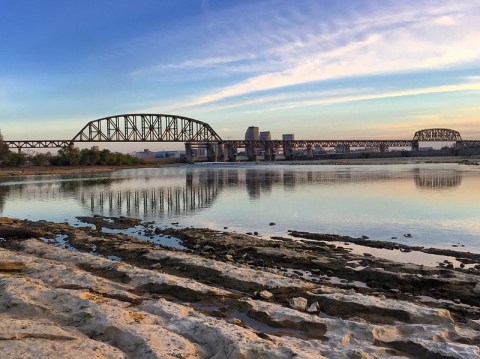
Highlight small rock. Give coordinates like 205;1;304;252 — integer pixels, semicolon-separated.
467;319;480;330
253;232;259;236
203;245;214;252
361;235;369;239
454;298;461;304
306;301;319;313
226;254;234;261
259;290;274;300
0;261;26;272
473;284;480;294
288;297;308;311
269;222;276;226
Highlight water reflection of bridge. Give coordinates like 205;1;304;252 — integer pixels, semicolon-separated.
413;169;462;190
79;185;219;217
0;167;464;216
1;175;220;218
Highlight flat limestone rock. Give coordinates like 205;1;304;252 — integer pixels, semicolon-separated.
0;218;479;359
0;260;26;271
0;316;125;358
146;250;314;292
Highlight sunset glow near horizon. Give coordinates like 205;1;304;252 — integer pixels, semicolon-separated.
1;0;480;149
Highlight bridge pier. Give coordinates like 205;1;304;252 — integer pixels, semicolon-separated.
412;140;419;151
264;145;275;161
246;143;257;161
217;142;225;162
185;143;194;164
306;145;313;159
283;143;294;160
206;143;217;162
455;141;464;150
379;143;388;153
226;143;237;162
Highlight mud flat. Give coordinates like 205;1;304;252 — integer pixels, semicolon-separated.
1;216;479;358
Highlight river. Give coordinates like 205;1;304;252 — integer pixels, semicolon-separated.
1;162;479;251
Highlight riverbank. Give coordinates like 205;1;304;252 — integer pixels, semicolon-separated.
0;161;184;178
0;155;478;178
1;216;479;358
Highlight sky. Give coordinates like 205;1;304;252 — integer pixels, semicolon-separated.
1;0;480;149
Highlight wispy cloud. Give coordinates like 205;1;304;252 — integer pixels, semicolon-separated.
259;82;480;112
136;1;480;109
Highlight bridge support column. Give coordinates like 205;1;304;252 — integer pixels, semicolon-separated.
264;145;274;161
226;143;237;162
455;141;464;150
217;142;225;162
412;140;419;151
185;143;194;164
344;144;350;154
206;143;217;162
246;143;257;161
283;143;294;160
379;144;388;153
306;145;313;159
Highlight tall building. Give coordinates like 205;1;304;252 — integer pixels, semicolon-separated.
260;131;271;141
282;134;294;141
245;126;259;140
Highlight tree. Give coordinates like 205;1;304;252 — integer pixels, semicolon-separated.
0;130;10;161
32;153;51;166
2;152;26;167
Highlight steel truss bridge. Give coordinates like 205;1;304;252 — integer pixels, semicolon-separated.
3;114;480;160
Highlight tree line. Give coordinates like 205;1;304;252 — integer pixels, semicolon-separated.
0;131;142;167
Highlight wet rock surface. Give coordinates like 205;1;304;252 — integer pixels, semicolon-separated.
0;216;479;358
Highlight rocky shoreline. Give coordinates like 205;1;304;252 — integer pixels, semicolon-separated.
1;216;479;358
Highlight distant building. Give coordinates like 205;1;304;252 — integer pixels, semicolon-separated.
135;149;155;159
245;126;259;141
154;150;185;158
282;134;294;141
259;131;271;141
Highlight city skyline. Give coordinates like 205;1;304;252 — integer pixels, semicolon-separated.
1;0;480;150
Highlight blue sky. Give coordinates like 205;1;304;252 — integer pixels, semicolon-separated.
1;0;480;147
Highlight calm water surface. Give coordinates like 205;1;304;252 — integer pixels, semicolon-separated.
1;163;479;251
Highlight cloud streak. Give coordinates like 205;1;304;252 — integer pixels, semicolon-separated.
142;1;480;108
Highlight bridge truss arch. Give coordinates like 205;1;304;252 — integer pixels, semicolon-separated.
413;128;462;142
71;114;223;143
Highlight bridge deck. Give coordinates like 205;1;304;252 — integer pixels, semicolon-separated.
5;139;480;150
